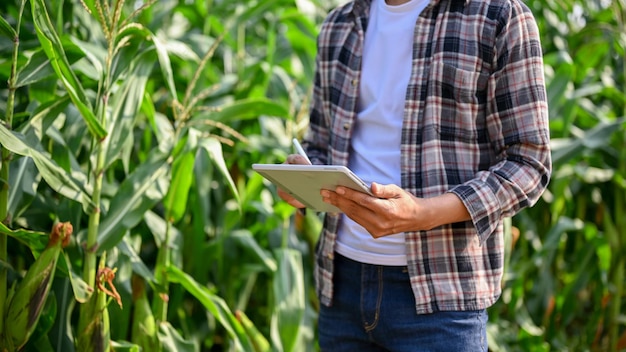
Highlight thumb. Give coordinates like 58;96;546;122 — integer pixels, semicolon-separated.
371;182;403;199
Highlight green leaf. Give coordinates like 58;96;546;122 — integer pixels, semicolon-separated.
198;136;241;209
230;230;277;273
105;49;154;171
30;0;106;140
8;157;40;221
546;62;574;120
117;237;155;283
0;125;95;212
68;37;105;80
0;15;17;38
143;210;175;249
235;310;271;352
110;341;141;352
20;96;71;138
193;98;290;123
0;222;47;253
551;118;625;166
163;151;195;223
15;49;55;87
157;322;195;352
97;151;171;252
162;129;202;223
166;266;254;352
153;34;178;101
270;249;305;352
58;252;92;304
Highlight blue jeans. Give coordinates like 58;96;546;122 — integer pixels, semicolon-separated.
318;253;488;352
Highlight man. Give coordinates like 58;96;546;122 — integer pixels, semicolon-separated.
279;0;551;349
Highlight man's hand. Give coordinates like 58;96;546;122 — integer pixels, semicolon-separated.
276;154;310;209
320;183;471;238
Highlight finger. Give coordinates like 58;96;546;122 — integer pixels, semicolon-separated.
370;182;403;200
323;188;377;217
334;186;373;207
285;154;309;165
277;187;306;208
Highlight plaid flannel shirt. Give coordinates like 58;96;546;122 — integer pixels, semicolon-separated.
303;0;551;314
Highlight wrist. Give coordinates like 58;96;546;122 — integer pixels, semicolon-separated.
419;193;470;230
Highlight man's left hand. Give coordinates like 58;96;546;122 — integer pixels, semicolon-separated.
320;183;432;238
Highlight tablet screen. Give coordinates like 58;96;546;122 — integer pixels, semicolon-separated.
252;164;372;212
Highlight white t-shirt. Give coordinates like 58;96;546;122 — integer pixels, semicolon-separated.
335;0;429;265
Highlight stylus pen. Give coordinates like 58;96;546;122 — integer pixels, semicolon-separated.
292;138;312;165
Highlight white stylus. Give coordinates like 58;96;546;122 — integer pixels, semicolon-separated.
292;138;312;165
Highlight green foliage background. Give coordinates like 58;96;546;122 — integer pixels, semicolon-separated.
0;0;624;351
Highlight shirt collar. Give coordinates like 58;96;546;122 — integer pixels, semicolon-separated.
346;0;471;18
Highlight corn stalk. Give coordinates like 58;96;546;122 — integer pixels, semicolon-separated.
74;0;125;348
0;0;27;338
27;0;125;348
76;253;122;351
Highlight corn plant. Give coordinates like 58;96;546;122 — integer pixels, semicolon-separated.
1;0;322;350
488;0;626;350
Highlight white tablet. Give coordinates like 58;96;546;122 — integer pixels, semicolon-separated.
252;164;373;213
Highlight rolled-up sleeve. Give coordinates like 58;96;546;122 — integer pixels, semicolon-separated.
449;0;552;243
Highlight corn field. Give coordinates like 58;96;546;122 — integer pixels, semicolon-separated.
0;0;624;351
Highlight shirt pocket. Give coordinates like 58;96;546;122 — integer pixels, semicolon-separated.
427;61;489;143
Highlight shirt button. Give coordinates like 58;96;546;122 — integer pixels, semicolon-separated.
351;79;357;86
343;123;350;131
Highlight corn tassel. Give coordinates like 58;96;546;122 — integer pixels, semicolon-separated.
1;222;72;351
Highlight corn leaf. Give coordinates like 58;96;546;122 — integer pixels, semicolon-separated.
192;98;290;123
8;157;39;224
152;34;178;101
162;129;199;223
198;136;241;209
0;124;95;212
110;341;141;352
0;15;16;38
118;237;155;283
20;95;71;138
166;266;254;352
236;310;271;352
30;0;106;140
157;322;195;352
97;151;170;252
270;249;305;352
115;23;177;100
230;230;277;273
551;118;625;167
143;210;180;251
58;252;92;303
15;49;55;88
105;49;154;171
130;275;159;351
163;150;195;223
0;222;47;253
